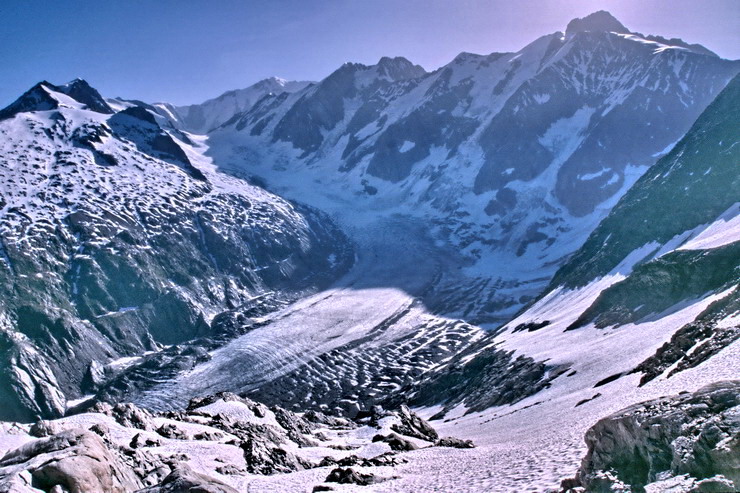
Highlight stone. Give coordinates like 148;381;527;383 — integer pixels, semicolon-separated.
390;405;439;442
436;436;475;448
562;381;740;492
0;429;142;493
137;464;238;493
371;433;419;451
325;467;382;486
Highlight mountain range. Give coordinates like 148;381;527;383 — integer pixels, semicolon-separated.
0;10;738;493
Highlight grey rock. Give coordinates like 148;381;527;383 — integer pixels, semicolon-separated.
324;467;383;486
136;464;238;493
130;433;162;449
28;420;62;438
436;437;475;449
371;433;419;451
390;404;438;442
98;402;155;431
563;381;740;493
156;423;188;440
0;429;143;493
240;436;312;475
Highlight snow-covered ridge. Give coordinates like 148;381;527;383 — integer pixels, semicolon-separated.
151;77;313;134
0;81;353;421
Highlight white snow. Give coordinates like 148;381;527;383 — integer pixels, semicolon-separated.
677;203;740;251
399;140;415;153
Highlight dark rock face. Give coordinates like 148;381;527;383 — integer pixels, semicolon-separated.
562;381;740;493
475;31;735;217
0;82;61;121
224;19;738;220
108;107;206;180
272;58;425;157
57;79;114;115
565;11;630;36
0;429;143;493
551;73;740;291
566;243;740;331
405;341;567;418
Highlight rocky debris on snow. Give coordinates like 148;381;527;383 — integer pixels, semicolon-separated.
240;433;312;475
156;423;189;440
327;443;358;450
318;452;407;468
270;406;319;447
192;430;223;442
214;463;245;476
28;420;63;438
633;291;740;386
561;381;740;493
436;436;475;449
137;464;239;493
303;410;354;429
0;392;441;491
186;392;269;418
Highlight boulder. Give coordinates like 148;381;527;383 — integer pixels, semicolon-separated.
0;429;142;493
391;405;439;442
436;436;475;449
372;433;419;451
136;464;238;493
562;381;740;493
325;467;382;486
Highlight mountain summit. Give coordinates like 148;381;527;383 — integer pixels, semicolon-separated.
565;10;630;36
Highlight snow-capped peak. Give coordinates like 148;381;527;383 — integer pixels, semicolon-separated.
0;79;114;120
154;77;312;133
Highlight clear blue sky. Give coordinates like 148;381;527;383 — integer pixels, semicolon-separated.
1;0;738;106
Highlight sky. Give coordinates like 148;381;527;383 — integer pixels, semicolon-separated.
1;0;738;107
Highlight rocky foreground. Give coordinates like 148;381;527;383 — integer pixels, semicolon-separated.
0;382;737;492
0;393;471;492
562;380;739;493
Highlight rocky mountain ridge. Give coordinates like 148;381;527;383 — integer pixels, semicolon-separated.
200;11;739;326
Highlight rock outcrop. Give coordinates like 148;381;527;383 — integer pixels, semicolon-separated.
0;429;143;493
562;381;740;492
137;464;239;493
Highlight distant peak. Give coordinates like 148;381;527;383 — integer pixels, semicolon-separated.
566;11;630;36
57;78;114;114
375;56;427;80
377;56;410;66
